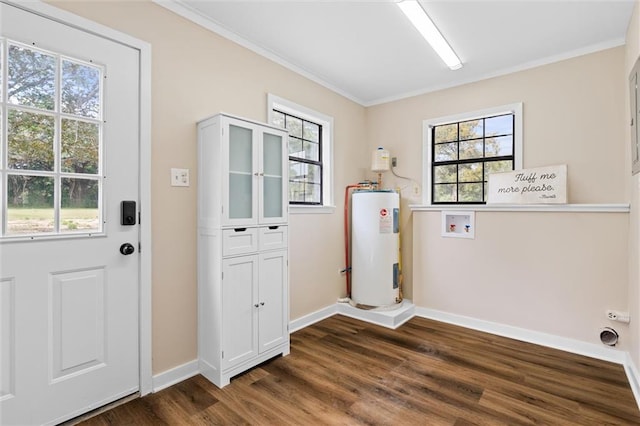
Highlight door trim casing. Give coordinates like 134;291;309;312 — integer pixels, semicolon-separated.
3;0;154;395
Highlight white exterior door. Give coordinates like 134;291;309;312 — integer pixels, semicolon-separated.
0;3;141;425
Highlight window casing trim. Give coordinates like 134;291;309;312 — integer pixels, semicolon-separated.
267;93;334;211
422;103;523;206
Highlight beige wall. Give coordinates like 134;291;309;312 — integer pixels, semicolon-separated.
48;0;636;374
412;211;629;346
367;47;629;203
367;47;632;349
626;1;640;374
50;0;367;374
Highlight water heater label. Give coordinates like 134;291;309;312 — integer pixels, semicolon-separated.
379;208;392;233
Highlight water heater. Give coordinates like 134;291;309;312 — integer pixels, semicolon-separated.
351;190;400;307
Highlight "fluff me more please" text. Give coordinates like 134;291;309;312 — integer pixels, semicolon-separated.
487;165;567;204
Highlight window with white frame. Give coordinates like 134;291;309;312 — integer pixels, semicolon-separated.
268;94;333;211
424;103;523;205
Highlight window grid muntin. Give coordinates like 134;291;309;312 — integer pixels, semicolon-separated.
0;38;104;238
431;113;515;204
275;109;323;205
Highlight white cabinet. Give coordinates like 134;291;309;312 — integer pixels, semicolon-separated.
223;115;287;226
198;114;287;229
219;250;288;372
197;113;289;388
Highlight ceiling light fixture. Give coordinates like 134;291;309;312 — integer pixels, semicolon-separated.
397;0;462;70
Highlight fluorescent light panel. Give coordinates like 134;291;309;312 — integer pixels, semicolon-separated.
397;0;462;70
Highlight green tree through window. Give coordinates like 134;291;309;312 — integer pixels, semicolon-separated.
271;110;322;205
1;39;103;236
432;114;515;203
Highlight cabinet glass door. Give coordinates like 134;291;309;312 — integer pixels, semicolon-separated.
261;131;285;222
228;124;254;221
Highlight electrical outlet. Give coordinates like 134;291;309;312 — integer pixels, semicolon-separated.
412;182;421;197
606;310;618;320
391;157;397;167
171;168;190;187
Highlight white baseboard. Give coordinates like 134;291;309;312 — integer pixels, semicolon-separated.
625;352;640;411
415;307;626;364
289;304;337;333
152;359;199;392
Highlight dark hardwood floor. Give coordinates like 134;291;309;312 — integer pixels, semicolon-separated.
78;315;640;425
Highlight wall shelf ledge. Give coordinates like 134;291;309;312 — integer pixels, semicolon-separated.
409;204;630;213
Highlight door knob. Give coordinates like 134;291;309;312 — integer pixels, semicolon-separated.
120;243;135;255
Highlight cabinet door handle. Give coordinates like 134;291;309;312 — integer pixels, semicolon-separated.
254;303;260;308
260;302;265;306
254;172;259;176
234;228;247;232
268;226;279;230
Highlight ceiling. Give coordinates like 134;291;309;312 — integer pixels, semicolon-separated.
157;0;635;106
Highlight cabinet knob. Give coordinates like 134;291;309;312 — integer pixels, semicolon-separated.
254;172;259;176
254;303;259;308
260;302;265;306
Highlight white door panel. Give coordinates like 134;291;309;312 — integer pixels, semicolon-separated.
51;268;106;379
0;3;140;425
221;255;258;369
258;251;287;352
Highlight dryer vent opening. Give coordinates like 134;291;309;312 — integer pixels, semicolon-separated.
600;327;619;346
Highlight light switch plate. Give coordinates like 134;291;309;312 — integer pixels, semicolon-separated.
171;168;190;187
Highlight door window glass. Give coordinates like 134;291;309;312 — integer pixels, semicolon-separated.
1;39;104;237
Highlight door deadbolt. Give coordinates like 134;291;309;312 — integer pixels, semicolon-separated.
121;200;136;226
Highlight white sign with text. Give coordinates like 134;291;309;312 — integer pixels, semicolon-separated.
487;164;567;204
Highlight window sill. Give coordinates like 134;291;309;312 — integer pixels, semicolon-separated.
290;205;336;214
409;203;630;213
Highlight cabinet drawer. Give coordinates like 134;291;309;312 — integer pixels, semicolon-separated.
222;227;259;256
259;226;288;251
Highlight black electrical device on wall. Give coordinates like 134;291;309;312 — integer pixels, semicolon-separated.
121;200;136;226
